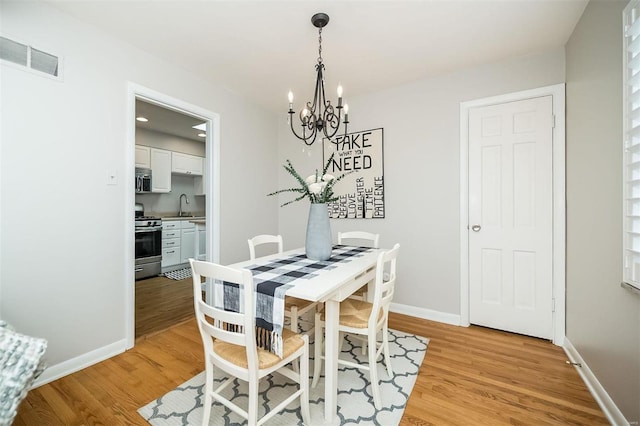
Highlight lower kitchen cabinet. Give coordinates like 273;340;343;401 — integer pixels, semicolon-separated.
180;222;196;263
161;219;198;269
161;245;180;267
197;227;206;260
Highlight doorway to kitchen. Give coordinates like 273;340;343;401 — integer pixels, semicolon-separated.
125;83;220;349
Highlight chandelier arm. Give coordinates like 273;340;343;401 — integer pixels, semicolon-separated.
289;111;317;143
310;63;325;118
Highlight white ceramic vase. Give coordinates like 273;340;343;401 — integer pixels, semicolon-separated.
305;203;332;261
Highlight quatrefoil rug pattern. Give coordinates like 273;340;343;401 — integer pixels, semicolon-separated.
138;329;428;425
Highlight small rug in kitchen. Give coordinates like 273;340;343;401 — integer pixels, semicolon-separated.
138;328;428;425
164;268;192;281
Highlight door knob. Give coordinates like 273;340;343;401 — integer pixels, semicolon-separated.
471;224;482;232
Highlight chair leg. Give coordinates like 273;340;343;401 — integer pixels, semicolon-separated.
201;366;213;426
248;376;259;425
361;289;368;355
290;306;299;333
299;341;311;425
290;307;300;373
368;332;382;410
338;331;345;353
312;312;323;388
382;323;393;377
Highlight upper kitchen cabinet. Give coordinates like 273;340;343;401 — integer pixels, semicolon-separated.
172;152;203;176
151;148;171;193
135;145;151;168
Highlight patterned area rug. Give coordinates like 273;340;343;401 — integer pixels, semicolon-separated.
138;328;428;425
164;268;192;281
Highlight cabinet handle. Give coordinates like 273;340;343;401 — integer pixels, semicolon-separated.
167;250;175;254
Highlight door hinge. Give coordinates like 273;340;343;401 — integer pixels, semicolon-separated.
552;298;556;312
551;114;556;129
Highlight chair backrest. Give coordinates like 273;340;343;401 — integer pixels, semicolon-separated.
369;243;400;329
189;259;258;370
248;234;283;260
338;231;380;248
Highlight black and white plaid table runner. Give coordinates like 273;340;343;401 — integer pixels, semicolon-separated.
214;245;373;357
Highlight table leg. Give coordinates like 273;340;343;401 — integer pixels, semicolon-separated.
324;299;339;424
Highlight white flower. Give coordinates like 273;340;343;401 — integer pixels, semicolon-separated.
322;174;335;182
308;182;323;194
305;175;317;185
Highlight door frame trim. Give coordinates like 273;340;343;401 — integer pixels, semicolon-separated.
125;83;221;349
459;84;566;345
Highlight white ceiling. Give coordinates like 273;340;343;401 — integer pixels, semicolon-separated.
47;0;588;114
136;99;207;142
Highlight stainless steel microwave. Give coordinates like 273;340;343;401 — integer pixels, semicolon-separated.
135;168;152;193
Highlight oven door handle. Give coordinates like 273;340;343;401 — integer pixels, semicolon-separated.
135;227;163;233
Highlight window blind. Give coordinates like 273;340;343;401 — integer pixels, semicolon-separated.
623;0;640;291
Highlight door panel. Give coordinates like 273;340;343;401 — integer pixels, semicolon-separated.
469;96;553;339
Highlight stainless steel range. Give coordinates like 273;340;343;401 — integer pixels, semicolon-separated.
135;203;162;280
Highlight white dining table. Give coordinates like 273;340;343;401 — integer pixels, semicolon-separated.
218;246;381;425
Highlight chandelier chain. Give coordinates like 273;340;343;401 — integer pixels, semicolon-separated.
317;27;323;64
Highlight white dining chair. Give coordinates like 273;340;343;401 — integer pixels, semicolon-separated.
311;243;400;410
248;234;318;335
247;234;283;260
338;231;380;302
189;259;311;426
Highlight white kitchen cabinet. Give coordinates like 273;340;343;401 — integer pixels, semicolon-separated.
135;145;151;168
162;221;179;231
181;227;196;263
162;220;199;266
172;152;203;176
161;221;181;268
162;228;180;242
151;148;172;193
194;161;206;196
197;226;207;260
161;246;181;267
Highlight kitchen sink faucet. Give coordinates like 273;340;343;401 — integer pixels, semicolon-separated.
179;193;190;217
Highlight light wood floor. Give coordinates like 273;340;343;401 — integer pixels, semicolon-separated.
135;275;194;338
15;312;606;425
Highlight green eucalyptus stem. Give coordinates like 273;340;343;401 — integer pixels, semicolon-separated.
267;152;352;207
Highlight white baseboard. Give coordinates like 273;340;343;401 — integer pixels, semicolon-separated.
32;339;127;388
390;302;462;326
563;337;630;426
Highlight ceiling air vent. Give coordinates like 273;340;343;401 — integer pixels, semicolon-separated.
0;36;60;78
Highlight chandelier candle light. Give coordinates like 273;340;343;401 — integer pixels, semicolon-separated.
288;12;349;146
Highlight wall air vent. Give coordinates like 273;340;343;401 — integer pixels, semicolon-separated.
0;36;61;79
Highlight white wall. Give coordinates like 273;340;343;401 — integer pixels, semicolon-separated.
277;48;565;317
0;1;278;372
566;0;640;422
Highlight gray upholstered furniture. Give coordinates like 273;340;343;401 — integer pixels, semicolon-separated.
0;321;47;426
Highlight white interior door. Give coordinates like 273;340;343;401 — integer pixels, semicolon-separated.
468;96;553;339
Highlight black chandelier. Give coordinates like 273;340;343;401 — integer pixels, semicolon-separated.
288;12;349;146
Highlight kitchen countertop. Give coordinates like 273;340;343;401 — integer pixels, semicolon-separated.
157;215;205;221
